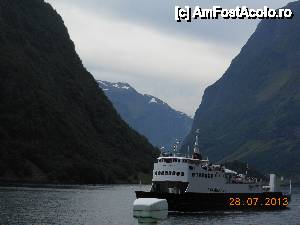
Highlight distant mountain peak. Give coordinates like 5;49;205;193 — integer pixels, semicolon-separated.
97;80;193;149
98;80;170;107
97;80;134;92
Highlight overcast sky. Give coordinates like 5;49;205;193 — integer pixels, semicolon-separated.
46;0;292;117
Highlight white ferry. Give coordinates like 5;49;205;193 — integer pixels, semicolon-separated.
136;132;291;211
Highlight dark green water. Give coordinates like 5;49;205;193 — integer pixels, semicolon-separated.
0;185;299;225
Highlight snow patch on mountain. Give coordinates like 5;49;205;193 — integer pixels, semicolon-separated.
149;97;158;104
97;80;133;91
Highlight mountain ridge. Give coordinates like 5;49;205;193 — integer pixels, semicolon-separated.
98;80;192;150
182;1;300;181
0;0;158;184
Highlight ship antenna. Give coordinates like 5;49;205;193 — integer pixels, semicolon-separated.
187;146;190;158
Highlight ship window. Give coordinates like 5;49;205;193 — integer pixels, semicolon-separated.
155;171;157;175
178;159;181;163
176;172;180;176
161;171;164;175
165;171;168;175
192;173;195;177
205;174;207;178
181;172;184;176
189;166;193;170
201;173;204;177
166;158;173;163
172;171;176;175
215;174;217;177
158;171;161;175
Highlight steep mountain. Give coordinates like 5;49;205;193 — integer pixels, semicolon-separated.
0;0;158;184
182;1;300;181
98;81;193;150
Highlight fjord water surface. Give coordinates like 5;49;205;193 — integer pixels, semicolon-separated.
0;185;299;225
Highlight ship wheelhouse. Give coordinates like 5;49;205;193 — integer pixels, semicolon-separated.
151;156;191;194
151;155;214;193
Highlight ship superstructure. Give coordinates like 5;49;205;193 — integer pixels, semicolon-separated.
151;131;264;194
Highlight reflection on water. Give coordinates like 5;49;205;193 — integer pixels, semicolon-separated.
133;210;168;225
0;185;299;225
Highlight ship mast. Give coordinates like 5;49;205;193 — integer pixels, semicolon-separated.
192;129;202;160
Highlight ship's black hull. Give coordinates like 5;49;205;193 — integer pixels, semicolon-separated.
135;191;291;212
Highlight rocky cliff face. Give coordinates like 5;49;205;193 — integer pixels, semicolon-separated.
0;0;158;184
183;1;300;181
98;80;192;150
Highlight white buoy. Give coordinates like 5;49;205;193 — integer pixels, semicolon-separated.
133;198;168;212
